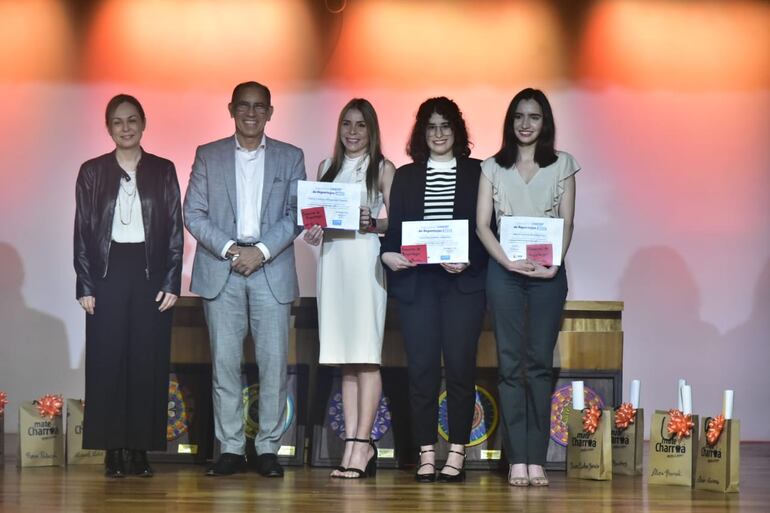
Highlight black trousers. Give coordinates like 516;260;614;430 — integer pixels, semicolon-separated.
487;260;567;465
396;269;486;446
83;243;172;451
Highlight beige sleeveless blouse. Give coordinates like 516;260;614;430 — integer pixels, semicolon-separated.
480;151;580;225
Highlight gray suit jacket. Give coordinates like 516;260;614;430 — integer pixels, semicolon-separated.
184;136;306;302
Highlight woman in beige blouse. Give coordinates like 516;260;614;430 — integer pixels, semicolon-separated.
476;88;579;487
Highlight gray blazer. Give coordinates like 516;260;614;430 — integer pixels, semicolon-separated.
184;136;306;302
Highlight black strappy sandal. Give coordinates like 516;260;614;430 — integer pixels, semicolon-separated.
341;438;377;479
330;438;354;478
415;448;436;483
437;449;466;483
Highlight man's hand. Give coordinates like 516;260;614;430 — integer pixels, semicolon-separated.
231;246;265;276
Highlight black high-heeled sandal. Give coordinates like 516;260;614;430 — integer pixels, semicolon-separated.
415;448;436;483
331;438;355;477
341;438;377;479
437;449;466;483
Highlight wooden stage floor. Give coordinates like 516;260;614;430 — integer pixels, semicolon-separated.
2;443;767;512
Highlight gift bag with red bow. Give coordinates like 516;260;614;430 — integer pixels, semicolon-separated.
0;391;8;464
695;390;740;493
17;395;65;467
648;380;698;487
611;404;644;476
66;399;104;465
566;382;613;481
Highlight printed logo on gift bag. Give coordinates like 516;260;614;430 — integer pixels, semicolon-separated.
18;395;65;467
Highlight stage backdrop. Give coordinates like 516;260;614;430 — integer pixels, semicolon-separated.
0;0;768;440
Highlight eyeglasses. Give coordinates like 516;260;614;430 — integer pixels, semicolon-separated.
234;102;269;115
426;123;453;135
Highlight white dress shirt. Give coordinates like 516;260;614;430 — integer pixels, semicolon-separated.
221;134;271;260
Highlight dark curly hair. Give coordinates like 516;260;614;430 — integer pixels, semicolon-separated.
406;97;471;164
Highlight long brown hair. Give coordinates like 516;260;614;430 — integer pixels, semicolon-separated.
321;98;383;201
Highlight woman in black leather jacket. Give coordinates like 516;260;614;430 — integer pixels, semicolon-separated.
73;94;183;478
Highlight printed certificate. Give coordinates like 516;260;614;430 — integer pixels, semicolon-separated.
401;220;468;264
499;216;564;266
297;180;361;231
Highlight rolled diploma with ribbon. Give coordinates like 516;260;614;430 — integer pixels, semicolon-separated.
723;389;734;420
681;385;692;415
677;378;687;410
572;381;585;410
630;379;641;409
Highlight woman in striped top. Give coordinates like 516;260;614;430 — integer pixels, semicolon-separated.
381;97;490;483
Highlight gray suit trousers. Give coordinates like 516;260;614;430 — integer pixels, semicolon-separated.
203;268;289;456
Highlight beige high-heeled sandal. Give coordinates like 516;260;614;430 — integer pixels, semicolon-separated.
528;467;549;487
508;464;529;487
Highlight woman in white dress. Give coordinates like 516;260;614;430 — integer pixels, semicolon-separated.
303;98;395;479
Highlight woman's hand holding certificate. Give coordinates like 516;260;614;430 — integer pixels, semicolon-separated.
498;216;564;267
401;220;469;264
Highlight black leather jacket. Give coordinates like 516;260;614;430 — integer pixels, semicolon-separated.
74;150;183;298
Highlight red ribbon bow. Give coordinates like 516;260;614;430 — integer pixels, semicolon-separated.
614;402;637;430
706;415;726;446
582;405;602;434
666;409;694;439
34;394;64;419
0;391;8;415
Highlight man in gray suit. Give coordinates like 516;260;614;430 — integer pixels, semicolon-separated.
184;81;305;477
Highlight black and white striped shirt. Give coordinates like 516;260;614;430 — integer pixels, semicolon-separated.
423;158;457;220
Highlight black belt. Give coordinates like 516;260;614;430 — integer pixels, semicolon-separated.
236;240;260;247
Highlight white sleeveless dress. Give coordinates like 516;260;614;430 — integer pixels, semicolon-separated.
317;155;386;364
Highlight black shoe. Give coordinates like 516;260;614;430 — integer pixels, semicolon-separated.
105;449;126;478
341;438;377;479
437;449;466;483
128;450;154;477
331;438;354;478
415;448;436;483
256;453;284;478
205;453;246;476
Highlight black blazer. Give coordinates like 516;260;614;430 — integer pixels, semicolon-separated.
74;150;184;298
381;157;491;303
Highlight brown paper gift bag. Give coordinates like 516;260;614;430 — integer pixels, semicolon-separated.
566;407;612;480
0;392;7;464
611;407;644;476
17;401;65;467
695;417;740;493
648;409;699;487
0;412;5;464
66;399;104;465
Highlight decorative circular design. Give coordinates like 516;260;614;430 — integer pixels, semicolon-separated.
242;384;294;439
167;378;194;441
326;391;392;441
549;383;605;447
438;385;499;447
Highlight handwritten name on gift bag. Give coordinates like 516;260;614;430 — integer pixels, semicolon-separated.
695;416;740;493
18;395;65;468
648;409;699;487
66;399;104;465
566;406;612;481
611;405;644;476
